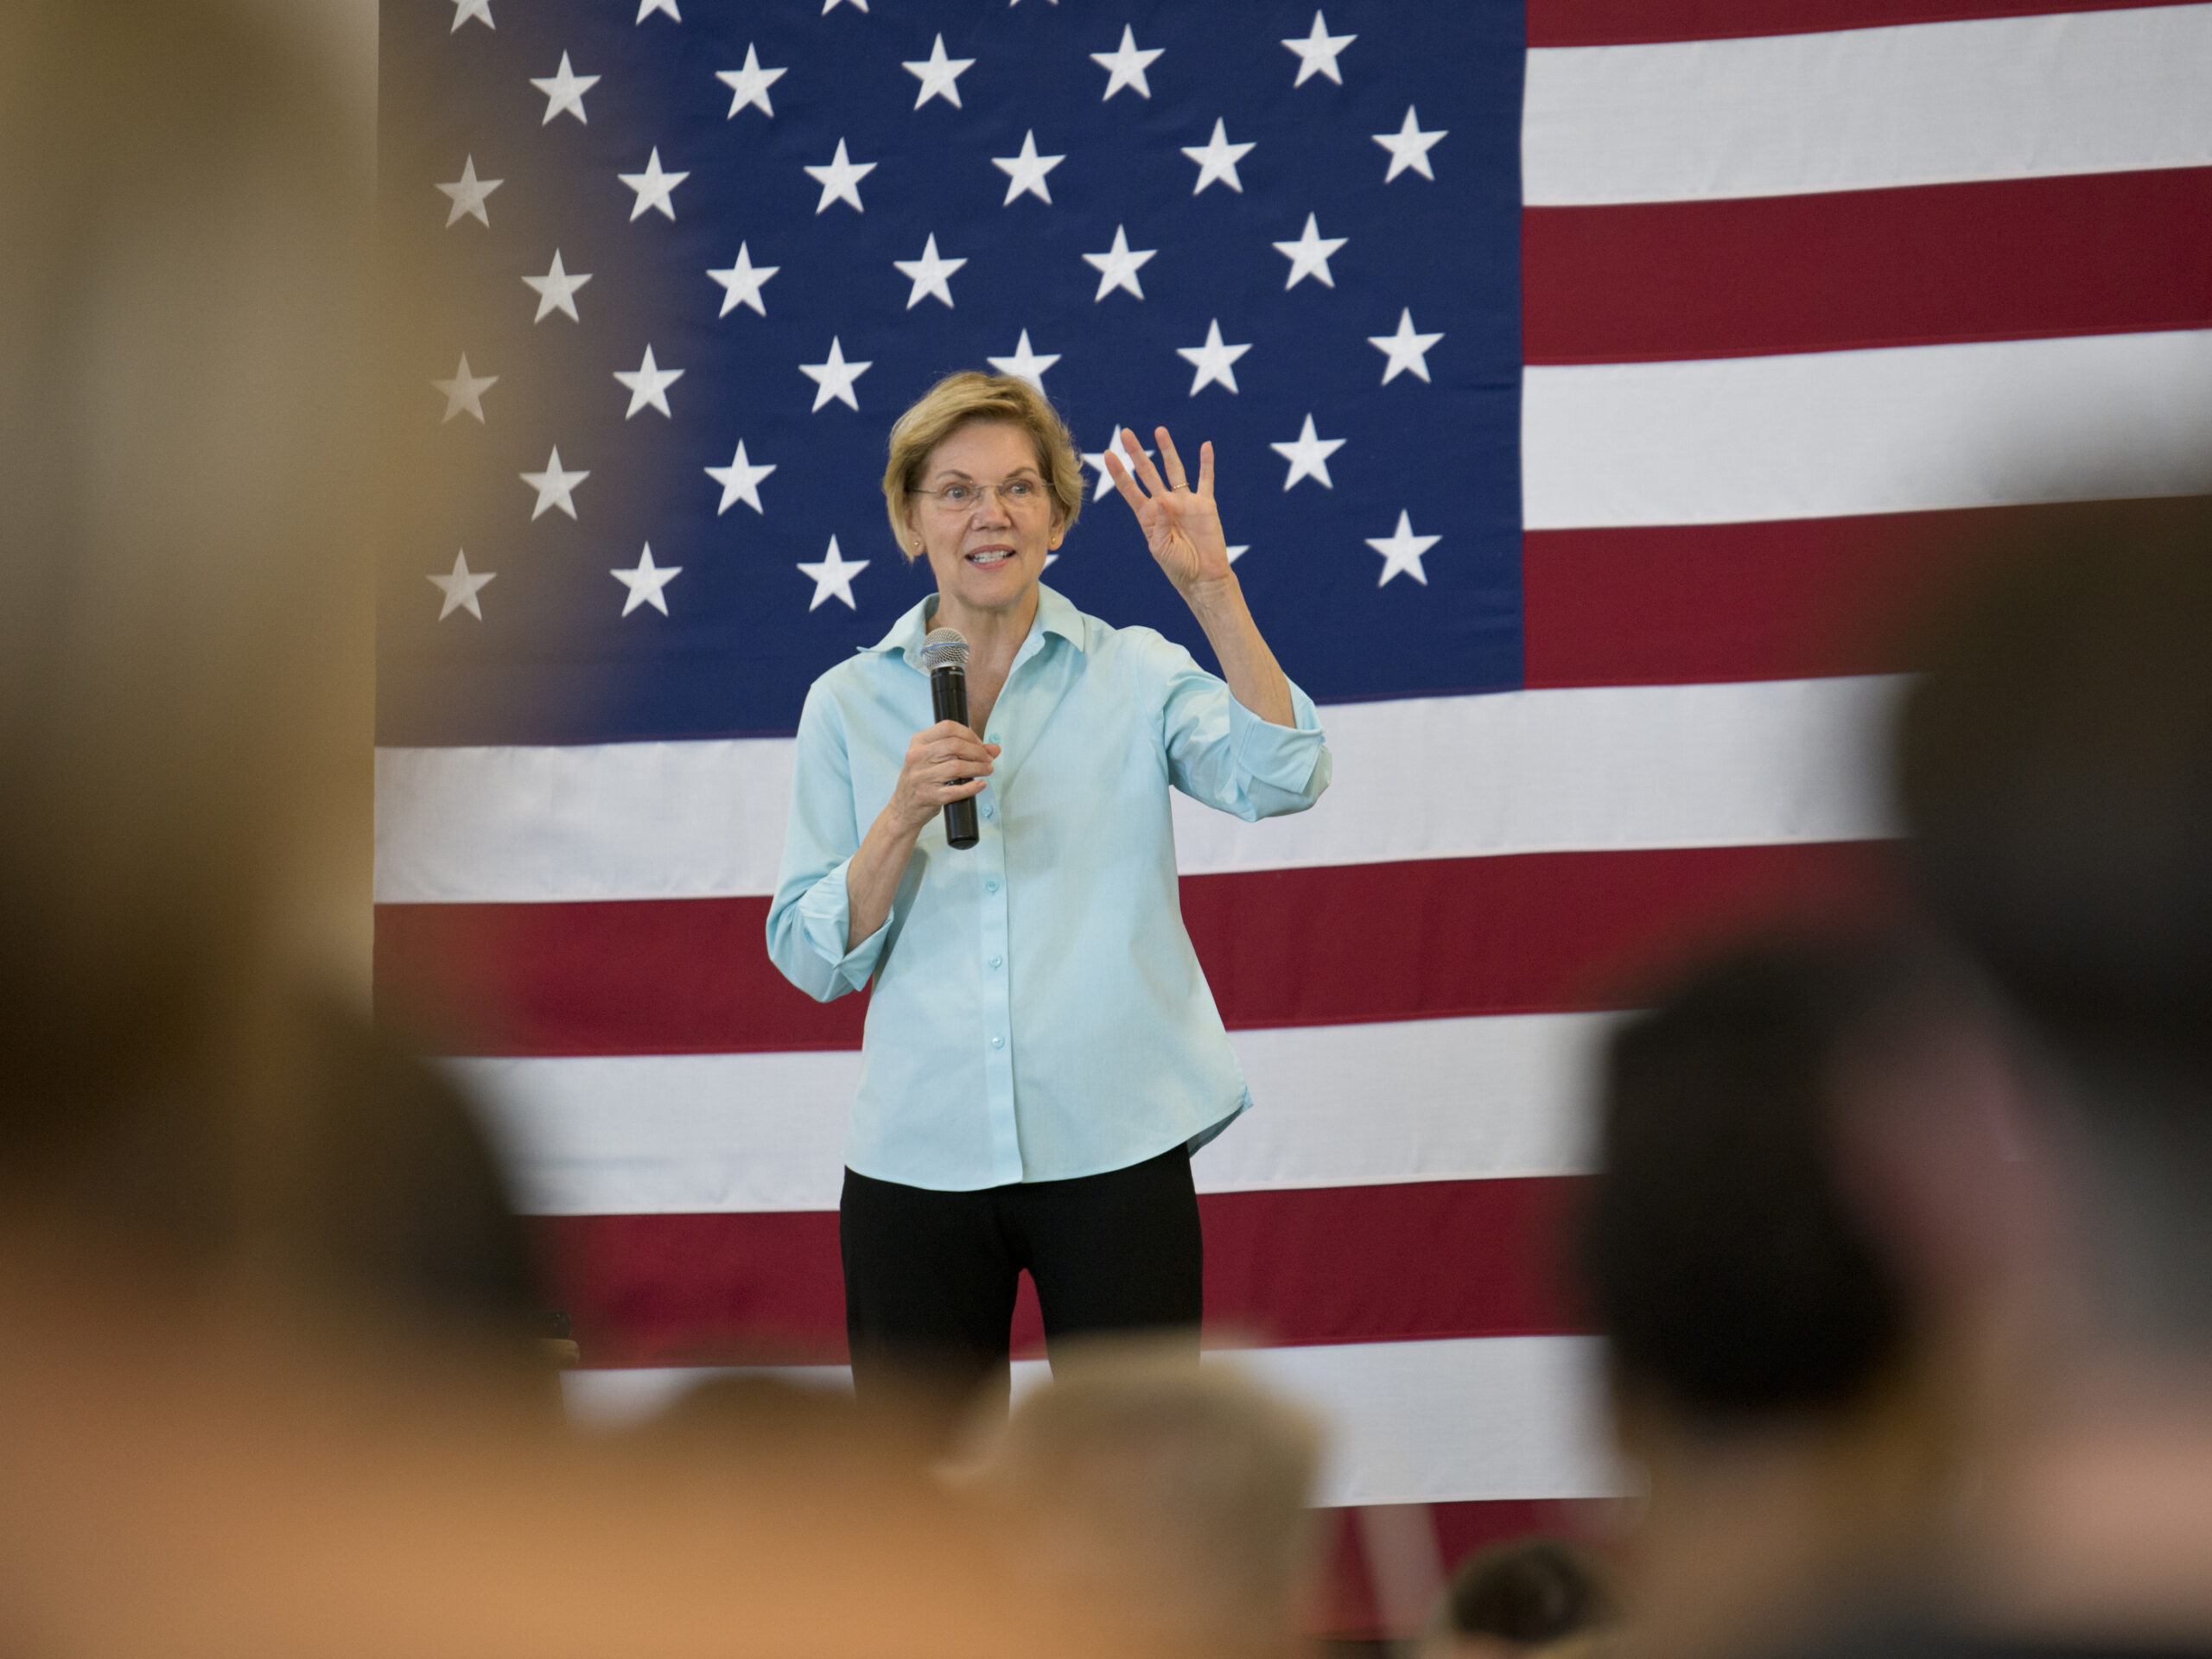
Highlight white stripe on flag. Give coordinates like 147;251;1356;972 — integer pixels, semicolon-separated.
1523;4;2212;206
560;1335;1629;1508
1524;330;2212;530
376;676;1901;904
454;1012;1611;1216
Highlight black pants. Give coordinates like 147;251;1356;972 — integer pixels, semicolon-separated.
840;1146;1203;1432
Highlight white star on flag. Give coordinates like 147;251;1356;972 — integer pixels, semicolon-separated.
448;0;492;32
707;441;776;514
1227;544;1250;563
904;35;976;109
614;344;683;418
636;0;678;18
1370;309;1444;384
1282;11;1355;86
1367;511;1440;586
799;337;872;411
431;353;497;423
1269;413;1344;490
1090;24;1162;100
709;243;779;317
612;544;681;616
1274;212;1347;289
520;447;588;520
1083;224;1155;302
1373;106;1446;181
620;148;688;221
524;250;591;322
798;536;868;611
429;550;495;620
1181;118;1255;195
823;0;867;11
1083;432;1154;499
986;330;1060;391
992;130;1065;206
1176;319;1250;396
435;156;502;227
893;234;966;309
531;53;598;124
804;138;874;213
717;46;785;118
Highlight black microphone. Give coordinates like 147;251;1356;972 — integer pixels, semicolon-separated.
920;626;980;850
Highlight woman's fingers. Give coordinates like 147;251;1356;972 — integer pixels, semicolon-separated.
920;723;997;756
1154;427;1190;493
1120;425;1171;499
1197;439;1215;499
1101;444;1151;518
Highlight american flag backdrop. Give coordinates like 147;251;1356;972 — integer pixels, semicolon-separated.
372;0;2212;1625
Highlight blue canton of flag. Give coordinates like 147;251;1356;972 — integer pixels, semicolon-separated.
378;0;1526;745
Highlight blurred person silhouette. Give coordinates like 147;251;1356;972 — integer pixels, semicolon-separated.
0;6;1148;1658
0;0;549;1384
972;1342;1326;1659
1420;1537;1618;1659
1781;498;2212;1659
1576;938;1998;1659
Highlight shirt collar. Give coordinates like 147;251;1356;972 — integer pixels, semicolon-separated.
862;582;1087;669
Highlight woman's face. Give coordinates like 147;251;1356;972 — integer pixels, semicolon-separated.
906;420;1063;620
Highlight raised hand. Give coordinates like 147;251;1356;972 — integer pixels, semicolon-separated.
1103;424;1235;599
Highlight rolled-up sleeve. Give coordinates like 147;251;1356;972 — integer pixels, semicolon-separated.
766;682;892;1001
1158;642;1332;822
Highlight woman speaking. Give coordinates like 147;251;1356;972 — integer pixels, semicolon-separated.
767;372;1331;1427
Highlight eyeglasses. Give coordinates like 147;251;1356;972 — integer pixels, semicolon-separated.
911;477;1047;513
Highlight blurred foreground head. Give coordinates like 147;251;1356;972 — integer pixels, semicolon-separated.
1423;1537;1618;1659
0;16;1150;1659
1583;939;1980;1428
1899;499;2212;1353
977;1344;1325;1659
1833;499;2212;1643
1580;937;1997;1659
0;0;369;1234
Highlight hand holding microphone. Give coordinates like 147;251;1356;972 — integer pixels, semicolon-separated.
889;627;995;850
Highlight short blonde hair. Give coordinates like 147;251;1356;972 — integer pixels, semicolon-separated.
977;1345;1323;1656
881;372;1085;558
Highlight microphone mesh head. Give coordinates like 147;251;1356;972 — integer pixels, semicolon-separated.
919;627;969;673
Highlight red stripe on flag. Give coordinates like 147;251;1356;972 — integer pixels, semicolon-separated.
1522;496;2212;690
377;842;1895;1057
532;1176;1589;1369
1527;0;2194;48
1523;170;2212;365
1523;512;1974;688
376;894;866;1057
1185;842;1896;1027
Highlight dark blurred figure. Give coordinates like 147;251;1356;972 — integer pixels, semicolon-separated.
1420;1537;1618;1659
0;6;1143;1657
1577;939;1995;1659
1800;499;2212;1653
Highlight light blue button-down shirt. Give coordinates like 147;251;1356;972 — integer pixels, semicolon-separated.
766;583;1332;1191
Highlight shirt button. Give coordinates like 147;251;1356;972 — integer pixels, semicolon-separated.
991;1035;1005;1049
985;880;999;894
988;956;1002;969
981;804;994;819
